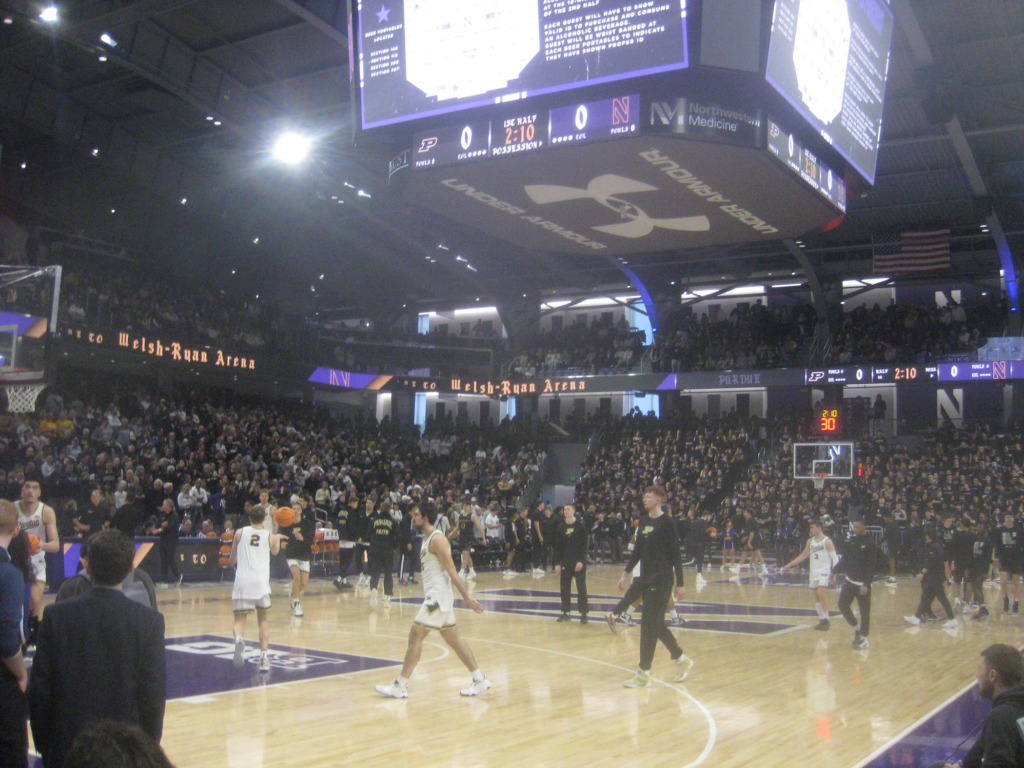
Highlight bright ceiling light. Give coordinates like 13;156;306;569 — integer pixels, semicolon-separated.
39;6;58;23
272;132;311;165
99;32;117;46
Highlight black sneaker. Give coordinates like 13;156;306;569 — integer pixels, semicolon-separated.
1005;596;1011;612
1014;601;1020;615
813;619;830;631
580;615;589;625
972;606;990;621
557;613;570;623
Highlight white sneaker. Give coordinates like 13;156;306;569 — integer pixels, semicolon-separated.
233;636;245;668
675;654;695;682
953;598;964;612
941;619;959;629
533;567;545;575
695;574;707;586
383;595;391;608
375;681;409;698
458;570;467;581
291;600;304;617
729;566;740;574
502;569;516;577
904;615;921;625
460;677;492;697
258;654;270;674
759;566;769;577
467;569;477;580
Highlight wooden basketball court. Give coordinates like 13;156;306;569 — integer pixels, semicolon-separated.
35;566;1024;767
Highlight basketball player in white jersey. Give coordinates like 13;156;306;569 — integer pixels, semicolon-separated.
16;480;59;627
230;504;287;673
782;518;838;631
375;501;489;698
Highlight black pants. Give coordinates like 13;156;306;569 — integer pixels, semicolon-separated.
368;548;394;595
693;544;707;574
0;670;27;768
838;582;872;635
559;564;588;616
159;537;180;581
917;579;954;619
513;542;532;572
355;543;370;576
613;576;644;615
400;541;419;579
609;536;622;563
639;579;682;671
337;546;354;579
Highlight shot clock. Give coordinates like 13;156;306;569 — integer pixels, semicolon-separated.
819;408;839;434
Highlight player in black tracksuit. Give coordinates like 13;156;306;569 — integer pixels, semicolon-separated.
969;526;995;621
833;519;881;649
367;502;400;599
993;512;1023;614
553;504;588;624
618;486;692;687
907;526;955;625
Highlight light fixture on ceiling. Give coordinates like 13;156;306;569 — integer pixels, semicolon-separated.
272;132;311;165
39;6;58;23
99;32;117;46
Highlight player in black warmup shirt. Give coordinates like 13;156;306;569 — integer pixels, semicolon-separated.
833;519;880;650
281;498;317;617
904;526;957;628
950;518;975;613
994;512;1022;614
553;504;588;624
367;501;400;605
970;524;995;621
618;486;693;688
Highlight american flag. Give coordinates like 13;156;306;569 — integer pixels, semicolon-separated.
872;228;951;275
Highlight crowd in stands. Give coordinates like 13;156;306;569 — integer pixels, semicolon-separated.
827;295;1007;365
650;301;813;373
507;315;646;377
1;248;1010;380
0;376;546;554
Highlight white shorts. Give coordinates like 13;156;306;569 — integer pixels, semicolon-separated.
30;551;46;584
286;559;311;573
233;594;272;613
809;572;831;589
414;592;456;630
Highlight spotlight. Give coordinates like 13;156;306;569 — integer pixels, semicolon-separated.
99;32;117;46
90;148;99;156
180;198;187;204
98;55;107;62
39;6;58;23
272;132;311;165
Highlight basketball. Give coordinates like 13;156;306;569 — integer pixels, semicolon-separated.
705;526;718;538
274;506;295;527
27;533;40;555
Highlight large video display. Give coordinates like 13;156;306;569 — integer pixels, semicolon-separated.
765;0;893;184
356;0;689;130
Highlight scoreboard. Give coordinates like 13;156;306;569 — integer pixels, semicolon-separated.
412;94;640;170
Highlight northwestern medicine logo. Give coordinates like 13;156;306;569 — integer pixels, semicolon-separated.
524;174;710;239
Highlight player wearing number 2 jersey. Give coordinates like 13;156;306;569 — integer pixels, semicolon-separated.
230;504;286;673
782;519;838;631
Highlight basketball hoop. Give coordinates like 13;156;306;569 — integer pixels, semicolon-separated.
4;383;46;414
812;472;828;491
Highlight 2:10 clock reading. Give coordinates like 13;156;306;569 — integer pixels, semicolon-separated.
491;113;546;157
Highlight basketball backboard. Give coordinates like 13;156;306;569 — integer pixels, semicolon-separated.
792;442;854;480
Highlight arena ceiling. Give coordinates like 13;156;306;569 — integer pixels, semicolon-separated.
0;0;1021;317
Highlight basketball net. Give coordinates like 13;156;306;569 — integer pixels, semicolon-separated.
812;472;827;491
4;383;46;414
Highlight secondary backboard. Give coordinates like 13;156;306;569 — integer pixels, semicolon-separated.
793;442;854;480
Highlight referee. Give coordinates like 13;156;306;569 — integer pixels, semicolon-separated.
618;486;693;688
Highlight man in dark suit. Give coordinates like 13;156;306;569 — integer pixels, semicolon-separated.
28;529;166;768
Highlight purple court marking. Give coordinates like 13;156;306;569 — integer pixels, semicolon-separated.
165;634;400;699
857;682;989;768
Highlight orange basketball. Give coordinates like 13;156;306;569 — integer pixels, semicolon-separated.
218;555;231;567
274;506;295;527
27;533;40;555
705;526;718;538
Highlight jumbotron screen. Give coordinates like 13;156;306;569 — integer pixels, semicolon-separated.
356;0;689;130
765;0;894;184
